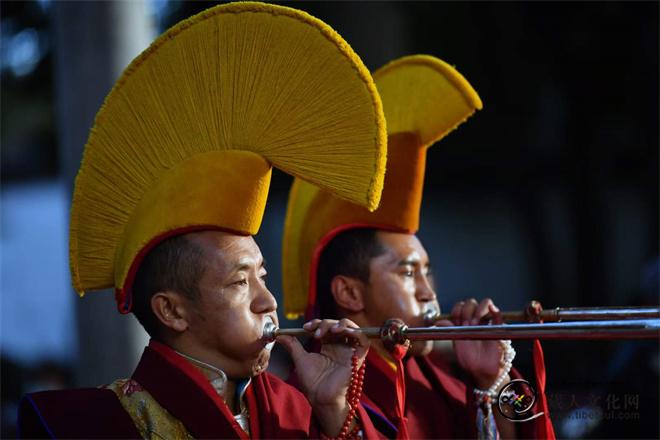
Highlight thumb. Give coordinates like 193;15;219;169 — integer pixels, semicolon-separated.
276;335;307;364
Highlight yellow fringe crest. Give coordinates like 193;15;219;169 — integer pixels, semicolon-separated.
282;54;482;318
70;1;386;294
373;54;482;149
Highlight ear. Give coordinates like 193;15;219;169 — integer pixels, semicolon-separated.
330;275;365;313
151;291;189;333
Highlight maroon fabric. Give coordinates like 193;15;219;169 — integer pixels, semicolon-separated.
362;352;477;439
137;341;362;439
408;355;478;439
284;363;388;440
246;367;314;439
133;344;248;439
20;341;378;439
362;350;555;439
248;372;387;439
18;388;141;439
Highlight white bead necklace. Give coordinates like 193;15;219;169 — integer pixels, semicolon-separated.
473;340;516;440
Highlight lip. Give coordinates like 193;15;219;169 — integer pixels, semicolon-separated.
263;314;278;328
262;315;277;350
420;303;440;326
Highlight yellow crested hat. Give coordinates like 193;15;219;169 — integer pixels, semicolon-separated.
282;55;482;319
70;2;386;313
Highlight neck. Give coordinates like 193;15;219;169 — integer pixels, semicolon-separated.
164;332;248;378
173;349;239;413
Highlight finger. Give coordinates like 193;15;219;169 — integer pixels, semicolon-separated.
489;303;503;325
326;321;351;345
461;298;478;325
313;319;339;339
433;319;453;328
337;318;370;358
331;319;364;346
337;317;360;330
450;301;464;325
329;320;349;333
474;298;494;325
303;319;322;332
276;335;307;364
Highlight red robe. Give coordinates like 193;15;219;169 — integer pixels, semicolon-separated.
361;349;555;439
19;340;381;439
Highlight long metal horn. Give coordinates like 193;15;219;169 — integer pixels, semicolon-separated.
423;302;660;325
263;318;660;344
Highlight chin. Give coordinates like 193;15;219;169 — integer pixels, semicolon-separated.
250;346;272;376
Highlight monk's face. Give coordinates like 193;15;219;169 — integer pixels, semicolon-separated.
183;231;278;377
362;231;438;356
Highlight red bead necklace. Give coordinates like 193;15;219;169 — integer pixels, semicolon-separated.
322;350;366;440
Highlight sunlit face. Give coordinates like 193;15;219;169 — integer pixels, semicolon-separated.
182;231;278;378
362;231;438;356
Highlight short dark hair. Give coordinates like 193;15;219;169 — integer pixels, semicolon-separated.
316;228;385;319
132;234;207;338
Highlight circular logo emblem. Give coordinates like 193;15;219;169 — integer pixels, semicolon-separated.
497;379;539;421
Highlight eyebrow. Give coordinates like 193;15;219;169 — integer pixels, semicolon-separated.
397;255;432;269
398;256;421;266
233;257;266;272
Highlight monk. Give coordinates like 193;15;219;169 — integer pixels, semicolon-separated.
19;2;392;438
20;232;375;439
282;55;555;439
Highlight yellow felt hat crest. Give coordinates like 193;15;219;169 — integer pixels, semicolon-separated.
282;55;482;319
69;1;386;313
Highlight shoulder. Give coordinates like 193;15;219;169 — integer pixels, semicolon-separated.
19;388;141;439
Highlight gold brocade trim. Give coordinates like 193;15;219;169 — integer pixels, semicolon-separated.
105;379;194;440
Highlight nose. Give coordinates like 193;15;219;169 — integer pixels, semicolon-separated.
252;281;278;314
415;274;436;303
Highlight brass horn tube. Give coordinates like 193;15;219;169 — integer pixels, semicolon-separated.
264;319;660;342
541;306;660;321
274;327;382;338
403;319;660;341
424;305;660;324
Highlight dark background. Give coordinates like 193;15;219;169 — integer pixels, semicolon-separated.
2;1;658;438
